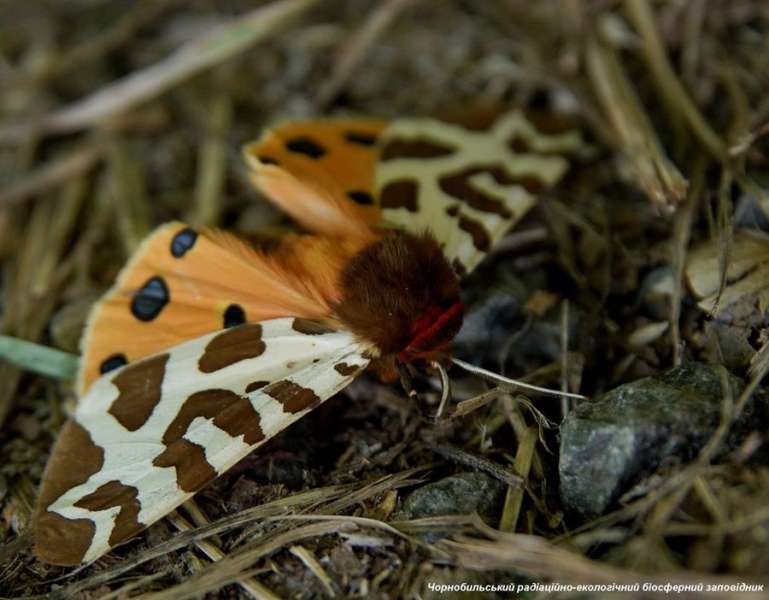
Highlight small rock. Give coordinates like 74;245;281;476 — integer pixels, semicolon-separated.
455;261;581;373
701;321;756;372
559;362;769;520
329;541;366;579
454;262;529;365
394;472;505;523
734;190;769;231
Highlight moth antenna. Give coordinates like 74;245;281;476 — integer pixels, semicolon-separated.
450;358;588;401
431;360;452;421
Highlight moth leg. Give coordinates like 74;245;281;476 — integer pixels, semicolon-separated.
430;360;452;422
397;361;452;423
396;361;419;402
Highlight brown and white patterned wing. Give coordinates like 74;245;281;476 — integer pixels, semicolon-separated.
375;112;584;275
34;318;370;565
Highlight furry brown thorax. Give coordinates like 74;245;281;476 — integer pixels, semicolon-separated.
334;230;463;362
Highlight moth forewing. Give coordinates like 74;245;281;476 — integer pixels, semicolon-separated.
375;112;582;275
34;318;370;565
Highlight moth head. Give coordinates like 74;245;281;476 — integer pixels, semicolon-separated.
335;229;462;360
395;299;464;365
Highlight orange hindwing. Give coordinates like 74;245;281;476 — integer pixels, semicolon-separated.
243;118;386;237
78;222;371;394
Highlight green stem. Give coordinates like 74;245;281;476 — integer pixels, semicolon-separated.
0;335;79;380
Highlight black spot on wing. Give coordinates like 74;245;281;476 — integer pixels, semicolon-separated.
457;215;491;251
346;190;374;205
170;227;198;258
380;138;455;160
334;362;360;376
99;353;128;375
223;304;247;328
380;179;419;212
344;131;377;146
438;166;545;217
131;276;169;322
246;380;269;393
452;258;467;277
285;137;326;159
507;137;529;153
292;318;337;335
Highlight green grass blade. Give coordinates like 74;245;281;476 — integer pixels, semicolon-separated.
0;335;79;380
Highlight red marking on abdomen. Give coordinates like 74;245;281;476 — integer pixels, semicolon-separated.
398;301;464;362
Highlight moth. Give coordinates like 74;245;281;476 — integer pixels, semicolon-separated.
33;110;584;565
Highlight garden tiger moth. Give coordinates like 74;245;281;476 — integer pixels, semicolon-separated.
34;108;585;565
